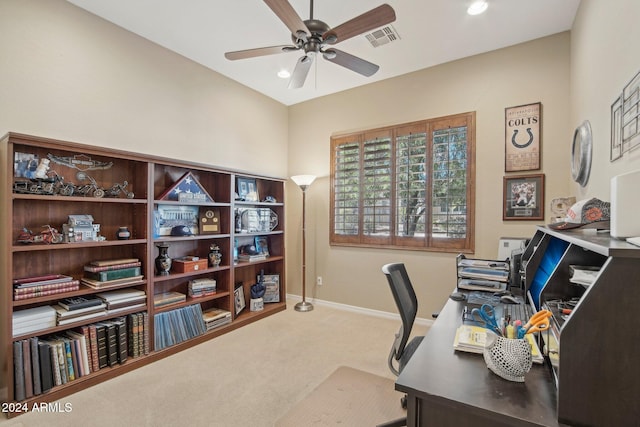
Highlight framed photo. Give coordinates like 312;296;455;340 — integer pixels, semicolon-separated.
236;177;259;202
505;102;541;172
261;274;280;303
254;236;269;256
503;174;545;221
234;284;246;315
154;204;199;237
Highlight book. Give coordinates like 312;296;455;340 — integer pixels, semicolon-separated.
54;303;107;319
14;341;25;401
84;266;142;282
13;274;74;288
84;261;142;273
23;339;33;398
238;254;267;262
102;322;118;366
38;341;54;393
113;318;128;363
95;324;108;369
58;296;104;311
57;310;107;326
81;275;144;289
153;291;186;308
128;313;139;358
88;324;99;372
90;258;139;267
14;282;81;300
30;337;42;395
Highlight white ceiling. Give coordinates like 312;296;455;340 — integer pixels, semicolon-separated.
66;0;580;106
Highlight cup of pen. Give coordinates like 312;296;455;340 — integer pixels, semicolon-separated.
483;333;532;382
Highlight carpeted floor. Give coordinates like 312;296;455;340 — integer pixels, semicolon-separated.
275;366;406;427
0;300;428;426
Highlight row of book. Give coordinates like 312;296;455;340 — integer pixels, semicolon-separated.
13;311;149;402
154;305;206;351
13;289;147;337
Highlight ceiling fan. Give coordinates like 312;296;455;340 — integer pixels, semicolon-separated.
224;0;396;89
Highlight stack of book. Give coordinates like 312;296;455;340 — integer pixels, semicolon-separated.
81;258;144;289
96;289;147;314
13;274;80;301
153;291;186;308
53;296;107;326
202;307;231;331
238;253;267;262
188;278;217;298
13;306;57;337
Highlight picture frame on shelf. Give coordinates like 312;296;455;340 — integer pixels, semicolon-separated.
254;236;269;256
154;204;199;237
234;284;246;315
261;274;280;303
503;174;545;221
504;102;541;172
236;177;259;202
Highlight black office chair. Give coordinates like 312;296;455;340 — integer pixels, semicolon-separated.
377;263;425;427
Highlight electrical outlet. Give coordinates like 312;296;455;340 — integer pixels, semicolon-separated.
317;276;323;286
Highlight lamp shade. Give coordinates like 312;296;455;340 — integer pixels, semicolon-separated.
291;175;316;187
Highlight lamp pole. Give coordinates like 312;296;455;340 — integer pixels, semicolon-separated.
291;175;316;312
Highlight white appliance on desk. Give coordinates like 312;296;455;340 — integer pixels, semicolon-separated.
611;169;640;240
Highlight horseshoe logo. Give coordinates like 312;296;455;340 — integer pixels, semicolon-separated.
511;128;534;148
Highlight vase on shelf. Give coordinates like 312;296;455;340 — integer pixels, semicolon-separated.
208;243;222;268
116;226;131;240
155;242;171;275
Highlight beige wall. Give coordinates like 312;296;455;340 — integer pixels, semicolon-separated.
569;0;640;197
3;0;637;320
0;0;288;177
287;34;572;318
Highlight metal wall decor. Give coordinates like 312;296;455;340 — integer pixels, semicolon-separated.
571;120;593;187
611;68;640;161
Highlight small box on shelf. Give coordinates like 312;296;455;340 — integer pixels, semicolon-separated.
172;257;208;273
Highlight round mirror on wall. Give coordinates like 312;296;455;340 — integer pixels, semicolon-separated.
571;120;593;187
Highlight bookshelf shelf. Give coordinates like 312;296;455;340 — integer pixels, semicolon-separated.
1;132;287;416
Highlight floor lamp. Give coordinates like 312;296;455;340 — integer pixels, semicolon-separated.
291;175;316;312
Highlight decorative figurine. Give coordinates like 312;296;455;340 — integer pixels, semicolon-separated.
116;226;131;240
155;242;172;275
208;243;222;268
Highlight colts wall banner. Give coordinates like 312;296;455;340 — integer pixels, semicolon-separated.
505;102;541;172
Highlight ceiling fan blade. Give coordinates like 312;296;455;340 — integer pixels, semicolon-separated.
263;0;310;38
288;55;314;89
323;4;396;44
323;49;379;77
225;45;297;60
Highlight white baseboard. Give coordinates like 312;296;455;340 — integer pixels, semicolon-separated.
285;294;434;327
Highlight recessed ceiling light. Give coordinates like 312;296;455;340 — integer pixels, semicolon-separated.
467;1;488;15
277;69;291;79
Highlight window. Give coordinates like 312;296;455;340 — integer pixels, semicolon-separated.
330;112;475;252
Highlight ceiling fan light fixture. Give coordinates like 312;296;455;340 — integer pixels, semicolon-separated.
322;49;337;60
467;1;488;15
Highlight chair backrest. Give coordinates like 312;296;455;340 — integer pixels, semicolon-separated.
382;263;418;375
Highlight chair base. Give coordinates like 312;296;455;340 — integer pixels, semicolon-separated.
376;416;407;427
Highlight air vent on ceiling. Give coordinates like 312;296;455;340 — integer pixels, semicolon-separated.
365;25;400;48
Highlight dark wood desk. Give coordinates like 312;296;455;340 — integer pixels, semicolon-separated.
395;298;566;427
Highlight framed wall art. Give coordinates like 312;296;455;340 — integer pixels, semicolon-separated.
505;102;541;172
503;174;545;221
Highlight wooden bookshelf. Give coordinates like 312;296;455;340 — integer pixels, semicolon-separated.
0;132;286;416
